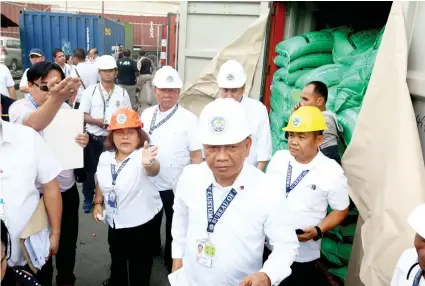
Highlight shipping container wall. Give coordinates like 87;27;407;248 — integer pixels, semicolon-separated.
1;2;51;38
79;12;167;50
124;22;134;51
102;18;125;56
19;11;102;70
167;13;177;68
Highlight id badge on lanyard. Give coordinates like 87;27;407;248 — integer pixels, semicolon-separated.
195;184;240;268
107;158;130;214
286;163;309;198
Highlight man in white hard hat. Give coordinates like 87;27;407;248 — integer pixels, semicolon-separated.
141;66;203;273
79;55;132;213
216;60;272;171
169;98;299;286
391;204;425;285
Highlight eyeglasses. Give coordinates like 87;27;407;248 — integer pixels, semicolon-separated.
33;82;49;92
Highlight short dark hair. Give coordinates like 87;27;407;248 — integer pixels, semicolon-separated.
104;128;150;151
53;48;64;59
27;61;65;84
1;219;11;261
65;55;70;61
123;49;131;57
139;49;146;56
73;48;86;60
307;81;328;103
89;48;98;56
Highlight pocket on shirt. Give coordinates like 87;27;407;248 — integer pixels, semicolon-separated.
304;182;329;212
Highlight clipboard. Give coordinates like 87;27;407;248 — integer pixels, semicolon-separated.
19;198;48;273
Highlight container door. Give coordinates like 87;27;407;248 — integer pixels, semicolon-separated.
102;18;125;58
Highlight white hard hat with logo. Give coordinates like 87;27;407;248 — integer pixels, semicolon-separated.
199;98;251;145
97;55;117;70
217;60;247;89
153;66;183;89
408;204;425;238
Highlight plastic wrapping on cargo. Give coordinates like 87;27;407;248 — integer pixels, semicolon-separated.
275;31;334;60
271;81;294;106
321;237;353;264
275;53;334;72
295;64;348;89
326;85;338;111
336;107;361;146
333;29;380;65
328;267;348;281
273;68;313;86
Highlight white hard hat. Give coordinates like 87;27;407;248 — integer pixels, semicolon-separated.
217;60;247;89
408;204;425;238
153;66;183;89
97;55;117;70
199;98;251;145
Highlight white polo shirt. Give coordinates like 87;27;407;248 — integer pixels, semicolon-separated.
240;96;272;166
391;248;425;286
19;68;30;98
8;97;75;192
171;162;299;286
0;120;61;266
0;64;14;97
79;83;132;136
141;105;202;191
96;149;162;228
70;61;99;104
266;150;349;263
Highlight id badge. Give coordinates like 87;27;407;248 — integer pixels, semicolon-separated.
107;191;118;213
196;238;216;268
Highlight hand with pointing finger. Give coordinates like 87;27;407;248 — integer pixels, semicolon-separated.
142;141;158;167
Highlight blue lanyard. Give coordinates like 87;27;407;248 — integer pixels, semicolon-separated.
149;104;179;135
286;163;309;197
206;184;238;233
111;158;130;186
413;268;424;286
28;95;39;108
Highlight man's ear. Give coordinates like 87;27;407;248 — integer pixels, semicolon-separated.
317;96;325;107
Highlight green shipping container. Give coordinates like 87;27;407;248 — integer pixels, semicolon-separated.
124;22;134;51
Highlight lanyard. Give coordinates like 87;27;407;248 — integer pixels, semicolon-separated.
111;158;130;186
98;84;115;119
149;105;179;135
28;95;39;108
205;184;238;234
413;268;424;286
286;163;309;198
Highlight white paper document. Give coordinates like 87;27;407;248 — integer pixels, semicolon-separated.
43;109;84;170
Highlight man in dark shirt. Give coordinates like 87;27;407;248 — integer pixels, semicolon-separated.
117;49;139;110
1;94;16;121
118;44;124;59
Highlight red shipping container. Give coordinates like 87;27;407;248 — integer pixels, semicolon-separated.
167;13;177;69
1;2;51;39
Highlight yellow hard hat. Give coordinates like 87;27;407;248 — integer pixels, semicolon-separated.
283;106;328;132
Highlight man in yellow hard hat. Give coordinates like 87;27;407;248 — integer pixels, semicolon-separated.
265;106;350;286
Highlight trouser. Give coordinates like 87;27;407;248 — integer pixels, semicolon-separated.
38;184;80;286
156;190;174;273
82;133;105;205
321;144;341;165
263;246;327;286
108;216;157;286
121;85;137;110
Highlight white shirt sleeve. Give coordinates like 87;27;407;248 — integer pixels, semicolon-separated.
256;105;272;162
19;69;28;89
5;67;14;88
34;130;62;184
79;87;94;114
171;167;190;258
260;190;299;285
187;114;202;152
123;89;132;109
327;173;350;211
8;102;32;125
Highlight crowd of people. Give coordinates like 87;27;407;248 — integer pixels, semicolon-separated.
0;44;424;286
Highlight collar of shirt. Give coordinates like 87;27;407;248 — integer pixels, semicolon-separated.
156;104;177;118
209;164;248;191
99;83;115;98
288;150;322;171
392;248;425;286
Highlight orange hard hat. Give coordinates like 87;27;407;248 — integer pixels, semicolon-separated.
108;108;143;131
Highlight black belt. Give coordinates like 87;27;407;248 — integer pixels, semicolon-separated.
88;133;106;141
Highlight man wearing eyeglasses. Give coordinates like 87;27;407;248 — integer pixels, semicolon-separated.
8;61;88;286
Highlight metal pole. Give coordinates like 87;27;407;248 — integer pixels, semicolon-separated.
101;1;104;17
175;12;179;70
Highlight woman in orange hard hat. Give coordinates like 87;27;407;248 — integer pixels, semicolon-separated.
92;107;163;286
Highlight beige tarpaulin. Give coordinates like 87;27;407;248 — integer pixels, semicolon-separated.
178;14;269;117
344;2;425;286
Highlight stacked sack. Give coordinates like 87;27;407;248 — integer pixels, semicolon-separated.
270;30;335;153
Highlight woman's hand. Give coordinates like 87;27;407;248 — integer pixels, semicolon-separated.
93;204;104;223
141;141;158;167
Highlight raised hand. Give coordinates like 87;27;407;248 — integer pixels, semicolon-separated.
141;141;158;167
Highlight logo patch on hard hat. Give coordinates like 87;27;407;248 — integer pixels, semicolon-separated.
226;73;235;81
166;75;174;83
292;115;302;128
116;114;127;124
210;116;227;134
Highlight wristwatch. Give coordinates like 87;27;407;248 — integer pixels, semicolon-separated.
313;226;323;241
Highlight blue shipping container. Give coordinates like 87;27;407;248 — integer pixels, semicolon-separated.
20;11;125;70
